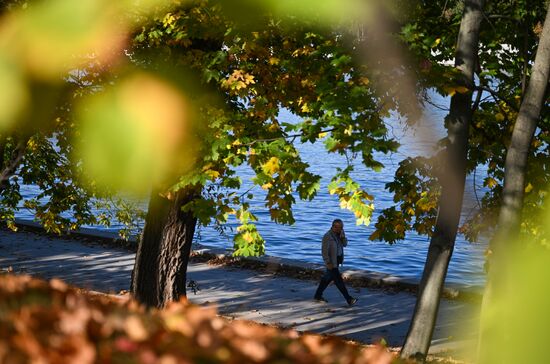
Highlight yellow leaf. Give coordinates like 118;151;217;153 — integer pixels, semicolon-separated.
359;77;370;85
205;170;220;179
269;57;280;65
318;132;328;138
443;85;456;96
495;113;505;122
242;232;253;243
235;81;247;90
262;157;280;175
443;85;469;96
486;177;498;188
261;182;272;190
244;74;255;85
301;103;312;113
300;79;314;87
525;183;534;193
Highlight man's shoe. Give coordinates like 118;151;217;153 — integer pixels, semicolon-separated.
347;297;358;307
314;296;328;303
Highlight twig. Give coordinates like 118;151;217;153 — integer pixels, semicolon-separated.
473;85;519;112
244;127;338;147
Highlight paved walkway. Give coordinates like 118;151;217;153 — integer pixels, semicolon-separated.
0;227;480;355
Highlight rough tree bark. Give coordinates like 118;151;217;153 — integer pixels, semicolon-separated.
131;187;198;308
400;0;485;360
156;189;198;307
131;187;170;307
479;4;550;361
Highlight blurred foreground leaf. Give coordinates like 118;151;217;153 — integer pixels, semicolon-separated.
480;242;550;364
75;72;200;194
0;55;27;129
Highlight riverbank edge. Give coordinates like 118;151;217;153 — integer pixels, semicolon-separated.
9;219;483;302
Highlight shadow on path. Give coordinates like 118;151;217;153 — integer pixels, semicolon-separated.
0;228;480;353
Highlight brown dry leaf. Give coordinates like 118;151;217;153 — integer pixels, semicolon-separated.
53;336;96;364
302;334;323;353
236;338;270;362
159;354;182;364
1;274;403;364
230;320;264;339
138;349;157;364
49;278;67;292
162;311;194;337
359;344;396;364
12;332;43;359
58;307;91;335
114;337;138;353
124;315;149;341
196;328;215;348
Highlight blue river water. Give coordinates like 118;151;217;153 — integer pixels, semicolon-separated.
16;96;487;289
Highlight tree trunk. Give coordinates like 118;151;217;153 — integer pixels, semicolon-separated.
479;5;550;362
492;3;550;248
156;189;198;307
400;0;485;360
131;187;170;307
131;187;198;308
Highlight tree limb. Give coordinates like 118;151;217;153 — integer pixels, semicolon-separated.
473;85;519;112
0;138;28;191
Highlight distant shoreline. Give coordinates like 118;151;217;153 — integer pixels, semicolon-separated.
6;218;483;302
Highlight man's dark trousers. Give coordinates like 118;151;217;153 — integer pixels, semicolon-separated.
314;267;353;302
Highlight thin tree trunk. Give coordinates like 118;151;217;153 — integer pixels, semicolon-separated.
131;187;199;308
479;5;550;362
492;4;550;248
400;0;485;360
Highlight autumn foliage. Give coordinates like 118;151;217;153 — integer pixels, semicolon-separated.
0;274;396;364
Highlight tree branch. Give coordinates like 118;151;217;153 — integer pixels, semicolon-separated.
0;138;28;190
473;85;519;112
244;127;338;147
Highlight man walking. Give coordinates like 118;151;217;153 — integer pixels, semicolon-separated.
314;219;357;306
